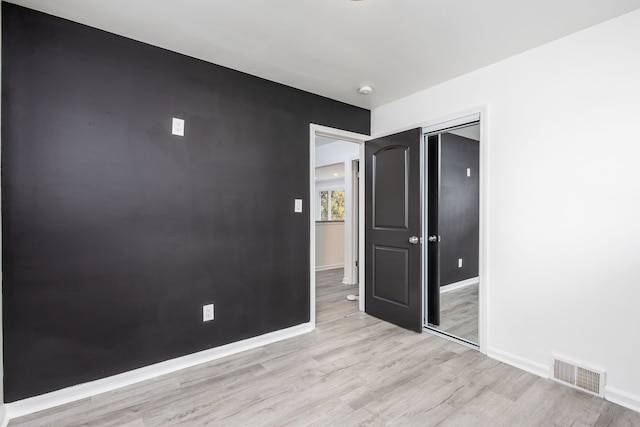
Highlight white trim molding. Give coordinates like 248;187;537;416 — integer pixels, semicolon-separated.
605;387;640;414
440;277;479;294
486;346;549;379
0;407;7;427
422;112;481;135
4;322;313;421
315;263;344;271
488;347;640;414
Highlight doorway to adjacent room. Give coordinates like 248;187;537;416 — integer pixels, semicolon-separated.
309;125;367;327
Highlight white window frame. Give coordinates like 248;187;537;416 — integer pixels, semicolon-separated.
316;188;346;221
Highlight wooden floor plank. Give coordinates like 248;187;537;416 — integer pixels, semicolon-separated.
433;282;479;344
9;269;640;426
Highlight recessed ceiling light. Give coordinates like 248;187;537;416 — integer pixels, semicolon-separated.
358;85;373;95
333;173;339;176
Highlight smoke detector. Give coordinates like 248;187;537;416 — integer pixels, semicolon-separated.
358;85;373;95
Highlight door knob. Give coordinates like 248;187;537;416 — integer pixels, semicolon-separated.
427;235;438;242
409;236;419;245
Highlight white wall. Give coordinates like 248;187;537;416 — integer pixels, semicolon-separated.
315;140;359;168
315;140;360;283
315;222;345;270
373;9;640;410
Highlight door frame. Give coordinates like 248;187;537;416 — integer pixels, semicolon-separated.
344;156;360;286
309;124;369;328
420;108;488;353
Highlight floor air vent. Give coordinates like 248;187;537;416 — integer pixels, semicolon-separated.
551;356;605;397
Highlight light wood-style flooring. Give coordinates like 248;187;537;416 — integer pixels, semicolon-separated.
432;283;479;344
10;269;639;426
316;268;359;325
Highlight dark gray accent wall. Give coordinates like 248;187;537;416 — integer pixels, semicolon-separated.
439;133;479;286
1;2;369;402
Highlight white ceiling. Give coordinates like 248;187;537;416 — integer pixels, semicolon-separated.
448;124;480;141
11;0;640;109
315;163;344;183
316;136;340;148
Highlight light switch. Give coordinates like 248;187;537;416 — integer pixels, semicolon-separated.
458;258;463;268
203;304;214;322
172;118;185;136
466;168;471;177
294;199;303;213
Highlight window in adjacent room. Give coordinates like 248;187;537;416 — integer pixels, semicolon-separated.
319;189;345;221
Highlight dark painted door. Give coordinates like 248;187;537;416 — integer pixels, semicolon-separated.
365;128;422;332
426;134;441;326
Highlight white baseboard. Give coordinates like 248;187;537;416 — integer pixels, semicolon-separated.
488;347;640;414
341;278;357;285
440;277;479;294
0;405;7;427
315;263;344;271
5;322;314;421
486;346;549;378
605;386;640;413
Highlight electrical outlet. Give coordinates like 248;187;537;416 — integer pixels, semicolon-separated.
203;304;214;322
458;258;463;268
294;199;303;213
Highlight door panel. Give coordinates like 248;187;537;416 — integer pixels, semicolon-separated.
373;246;409;306
373;147;409;229
365;128;422;332
427;134;441;326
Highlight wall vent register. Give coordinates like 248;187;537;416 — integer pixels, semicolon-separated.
551;356;605;397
